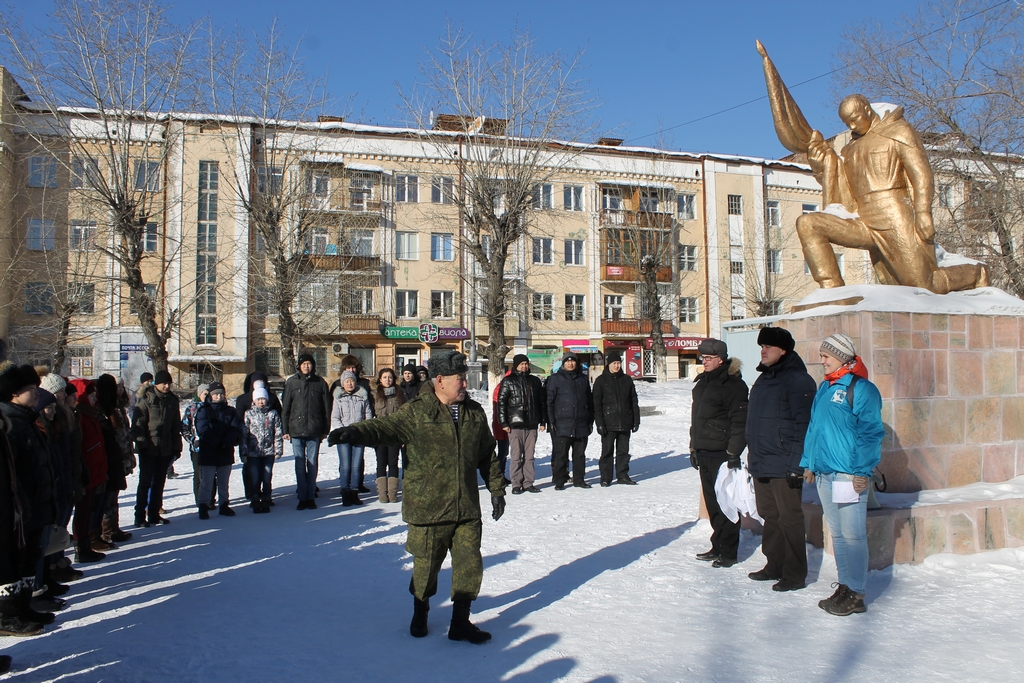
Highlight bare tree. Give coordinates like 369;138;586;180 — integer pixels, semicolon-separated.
399;25;597;385
2;0;202;371
206;20;356;374
835;0;1024;297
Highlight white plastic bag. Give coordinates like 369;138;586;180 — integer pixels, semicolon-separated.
714;462;764;524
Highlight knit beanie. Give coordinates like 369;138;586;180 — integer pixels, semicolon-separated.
756;326;795;353
820;333;857;364
154;370;173;385
35;388;57;411
207;381;225;395
253;386;269;401
605;351;622;364
39;371;67;395
341;370;358;384
511;354;529;369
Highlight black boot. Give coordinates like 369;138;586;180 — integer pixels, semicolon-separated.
198;504;210;520
341;490;354;507
410;597;429;638
75;543;105;564
219;503;236;517
0;653;11;672
18;581;55;626
0;581;43;637
448;599;491;644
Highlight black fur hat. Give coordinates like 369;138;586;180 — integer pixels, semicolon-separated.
0;364;42;401
756;326;795;353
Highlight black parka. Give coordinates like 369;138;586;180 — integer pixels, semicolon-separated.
746;351;816;478
132;386;182;460
0;401;57;531
689;358;749;456
545;367;594;439
497;370;547;430
281;368;331;439
195;399;244;467
235;372;282;421
592;367;640;433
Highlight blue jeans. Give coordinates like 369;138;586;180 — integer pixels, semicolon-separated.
816;472;869;594
246;456;275;503
337;443;365;491
292;438;321;501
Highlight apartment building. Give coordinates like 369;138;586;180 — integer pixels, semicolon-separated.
0;66;872;391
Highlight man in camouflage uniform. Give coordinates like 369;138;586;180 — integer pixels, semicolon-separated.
331;350;506;644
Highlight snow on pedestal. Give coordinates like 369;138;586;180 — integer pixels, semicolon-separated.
783;285;1024;567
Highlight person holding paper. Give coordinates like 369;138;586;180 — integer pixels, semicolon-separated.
801;333;884;616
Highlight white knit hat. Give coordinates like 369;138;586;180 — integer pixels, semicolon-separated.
39;372;67;395
253;386;269;401
821;333;856;363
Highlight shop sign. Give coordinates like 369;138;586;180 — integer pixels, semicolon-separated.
607;266;624;276
644;337;703;350
526;348;562;377
383;324;470;343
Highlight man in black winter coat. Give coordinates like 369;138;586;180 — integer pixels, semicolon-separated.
132;370;181;526
690;339;749;568
498;354;546;494
545;352;594;489
282;353;331;509
592;352;641;486
745;327;816;591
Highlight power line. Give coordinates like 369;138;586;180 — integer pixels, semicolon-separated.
626;0;1014;145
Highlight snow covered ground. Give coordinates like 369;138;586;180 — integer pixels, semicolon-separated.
3;380;1023;682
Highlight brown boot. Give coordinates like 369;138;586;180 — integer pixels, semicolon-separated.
375;477;388;503
387;477;400;503
101;516;115;543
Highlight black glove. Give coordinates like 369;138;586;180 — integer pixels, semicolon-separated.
631;425;639;433
327;427;355;446
689;453;699;471
491;495;505;521
597;426;607;437
787;471;804;489
727;454;742;470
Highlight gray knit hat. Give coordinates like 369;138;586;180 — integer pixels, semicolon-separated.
820;333;856;363
428;350;468;378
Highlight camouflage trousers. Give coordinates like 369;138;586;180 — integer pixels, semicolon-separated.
406;519;483;602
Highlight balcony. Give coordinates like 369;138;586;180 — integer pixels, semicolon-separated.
601;318;674;336
600;209;673;229
305;253;382;273
600;264;673;283
339;314;382;333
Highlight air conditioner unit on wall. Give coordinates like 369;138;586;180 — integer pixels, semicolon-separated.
332;343;348;355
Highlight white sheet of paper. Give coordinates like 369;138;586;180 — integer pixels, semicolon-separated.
831;479;860;504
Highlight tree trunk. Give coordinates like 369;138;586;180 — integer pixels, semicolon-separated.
483;254;511;388
642;265;668;383
51;307;72;374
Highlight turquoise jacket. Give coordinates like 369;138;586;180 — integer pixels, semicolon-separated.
800;373;884;477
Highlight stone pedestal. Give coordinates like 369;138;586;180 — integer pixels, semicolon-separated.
777;289;1024;567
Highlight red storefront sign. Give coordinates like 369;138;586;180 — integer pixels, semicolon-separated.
644;337;703;350
606;266;624;276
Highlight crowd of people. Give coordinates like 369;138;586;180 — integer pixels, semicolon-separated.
0;326;881;667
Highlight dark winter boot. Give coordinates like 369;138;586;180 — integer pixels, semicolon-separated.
0;581;43;637
410;597;429;638
135;509;149;528
75;543;105;564
18;580;55;625
818;583;849;611
447;599;491;644
341;489;354;507
0;653;11;672
824;588;866;616
198;504;210;520
219;503;236;517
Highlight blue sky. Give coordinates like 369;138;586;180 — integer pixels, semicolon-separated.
9;0;922;159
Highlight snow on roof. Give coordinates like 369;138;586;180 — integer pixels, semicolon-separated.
595;179;677;190
791;284;1024;318
168;355;248;363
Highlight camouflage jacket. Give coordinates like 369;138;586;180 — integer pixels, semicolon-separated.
351;389;505;525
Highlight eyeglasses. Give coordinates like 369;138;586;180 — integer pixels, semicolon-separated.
700;355;719;362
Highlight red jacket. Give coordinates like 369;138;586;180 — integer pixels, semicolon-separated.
491;371;512;441
71;379;108;490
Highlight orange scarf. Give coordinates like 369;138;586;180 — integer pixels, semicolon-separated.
825;355;869;384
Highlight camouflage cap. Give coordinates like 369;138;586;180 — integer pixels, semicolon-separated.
429;350;468;378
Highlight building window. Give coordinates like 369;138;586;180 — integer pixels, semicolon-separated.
602;187;623;211
731;299;746;321
396;175;419;203
349;173;375;210
307;171;330;199
396;290;418;318
255;347;281;377
727;194;742;216
604;294;624;320
532;293;554;321
347;289;373;314
68;347;94;377
639;190;660;213
141;222;158;252
257;166;283;195
306;227;329;255
348;229;373;256
431;291;455;319
130;284;158;315
937;184;953;208
134;160;161;192
196;161;219;345
25;282;55;314
564;239;584;266
532;237;553;264
27;156;58;188
431;233;454;261
431;176;454;204
563;185;584;211
679;244;698;272
679;297;699;324
802;203;819;214
767;249;782;274
69;220;98;251
70;157;100;189
253;286;275;317
766;200;780;227
297;276;338;312
730;260;744;275
27;219;55;251
766;300;783;316
396;232;418;260
565;294;585;321
71;282;96;314
531;183;553;210
677;193;696;220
